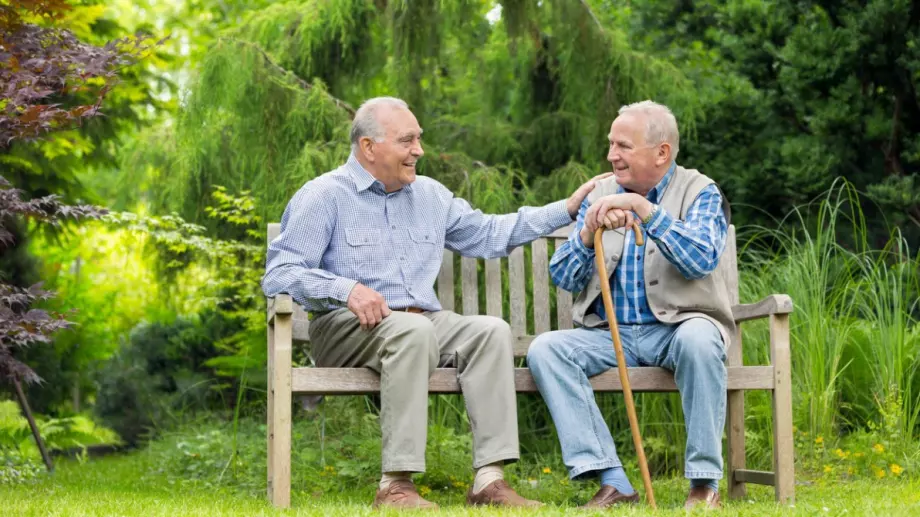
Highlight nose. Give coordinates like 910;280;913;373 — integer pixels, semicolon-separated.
412;141;424;157
607;144;619;163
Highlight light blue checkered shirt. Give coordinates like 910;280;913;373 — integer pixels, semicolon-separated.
549;162;727;325
262;154;574;312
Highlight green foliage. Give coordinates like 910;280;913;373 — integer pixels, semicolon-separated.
136;0;696;227
0;447;43;485
0;400;119;463
93;310;246;446
630;0;920;245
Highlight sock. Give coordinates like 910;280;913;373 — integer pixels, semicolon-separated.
691;478;719;492
599;467;635;495
472;463;504;494
379;471;411;491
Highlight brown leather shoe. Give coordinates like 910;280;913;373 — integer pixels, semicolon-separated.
579;485;640;508
684;486;721;510
372;480;438;510
466;479;542;507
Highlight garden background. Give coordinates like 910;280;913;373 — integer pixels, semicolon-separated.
2;0;920;514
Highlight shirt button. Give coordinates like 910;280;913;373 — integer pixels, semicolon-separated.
637;281;642;286
636;254;641;260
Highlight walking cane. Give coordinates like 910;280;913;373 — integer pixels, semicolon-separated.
594;223;657;509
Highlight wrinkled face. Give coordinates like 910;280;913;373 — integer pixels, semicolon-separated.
607;113;670;195
362;107;424;192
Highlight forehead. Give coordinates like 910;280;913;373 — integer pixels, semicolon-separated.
379;106;422;136
608;113;646;142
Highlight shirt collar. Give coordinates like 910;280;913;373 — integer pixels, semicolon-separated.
345;153;379;193
617;161;676;203
345;153;413;194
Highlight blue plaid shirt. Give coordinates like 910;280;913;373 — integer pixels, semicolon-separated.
262;154;574;312
549;162;727;325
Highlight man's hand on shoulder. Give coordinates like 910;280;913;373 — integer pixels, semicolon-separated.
347;283;392;330
566;172;614;219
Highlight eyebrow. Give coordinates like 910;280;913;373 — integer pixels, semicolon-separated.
398;129;423;139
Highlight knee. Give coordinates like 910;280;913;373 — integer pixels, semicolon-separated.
479;316;514;350
674;319;725;367
526;332;565;371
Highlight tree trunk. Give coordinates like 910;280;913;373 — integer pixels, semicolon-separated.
12;377;54;472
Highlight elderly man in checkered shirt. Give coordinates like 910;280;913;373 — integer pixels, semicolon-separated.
527;101;734;511
262;96;607;509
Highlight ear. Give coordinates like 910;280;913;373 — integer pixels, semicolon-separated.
360;137;376;162
655;142;672;167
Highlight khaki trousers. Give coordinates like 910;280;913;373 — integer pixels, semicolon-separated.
308;309;519;473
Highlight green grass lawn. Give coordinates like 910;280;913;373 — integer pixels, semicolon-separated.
4;453;919;516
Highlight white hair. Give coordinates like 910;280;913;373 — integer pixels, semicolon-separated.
618;100;680;159
350;97;409;152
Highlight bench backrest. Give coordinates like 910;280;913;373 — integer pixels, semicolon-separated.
266;223;740;357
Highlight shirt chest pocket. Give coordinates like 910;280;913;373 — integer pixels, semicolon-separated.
408;227;437;246
408;226;439;262
345;228;382;247
344;228;382;268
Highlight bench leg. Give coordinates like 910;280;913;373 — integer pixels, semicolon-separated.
770;314;795;504
726;389;746;499
268;313;293;508
725;324;746;499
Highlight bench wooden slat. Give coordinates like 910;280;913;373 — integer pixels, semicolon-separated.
292;320;310;342
485;259;502;318
509;247;526;336
531;239;551;334
733;469;775;486
291;366;775;394
732;295;794;322
461;256;479;315
547;223;575;239
438;250;455;311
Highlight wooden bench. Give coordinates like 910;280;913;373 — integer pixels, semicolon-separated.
265;223;795;508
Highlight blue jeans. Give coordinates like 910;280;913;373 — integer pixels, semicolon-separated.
527;318;727;480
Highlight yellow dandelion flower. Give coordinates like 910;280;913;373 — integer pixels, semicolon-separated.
874;468;886;479
873;443;885;454
823;465;833;474
834;448;846;458
890;464;903;476
419;485;431;497
815;436;824;445
542;467;552;474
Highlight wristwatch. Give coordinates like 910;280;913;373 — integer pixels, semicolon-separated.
642;203;659;225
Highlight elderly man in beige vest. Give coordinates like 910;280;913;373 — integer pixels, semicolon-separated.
527;100;733;510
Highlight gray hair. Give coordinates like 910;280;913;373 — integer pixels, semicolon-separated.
350;97;409;151
618;100;680;159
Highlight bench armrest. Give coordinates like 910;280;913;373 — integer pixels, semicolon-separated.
732;294;793;323
267;294;294;323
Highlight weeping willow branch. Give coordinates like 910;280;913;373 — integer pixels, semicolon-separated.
219;38;356;117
